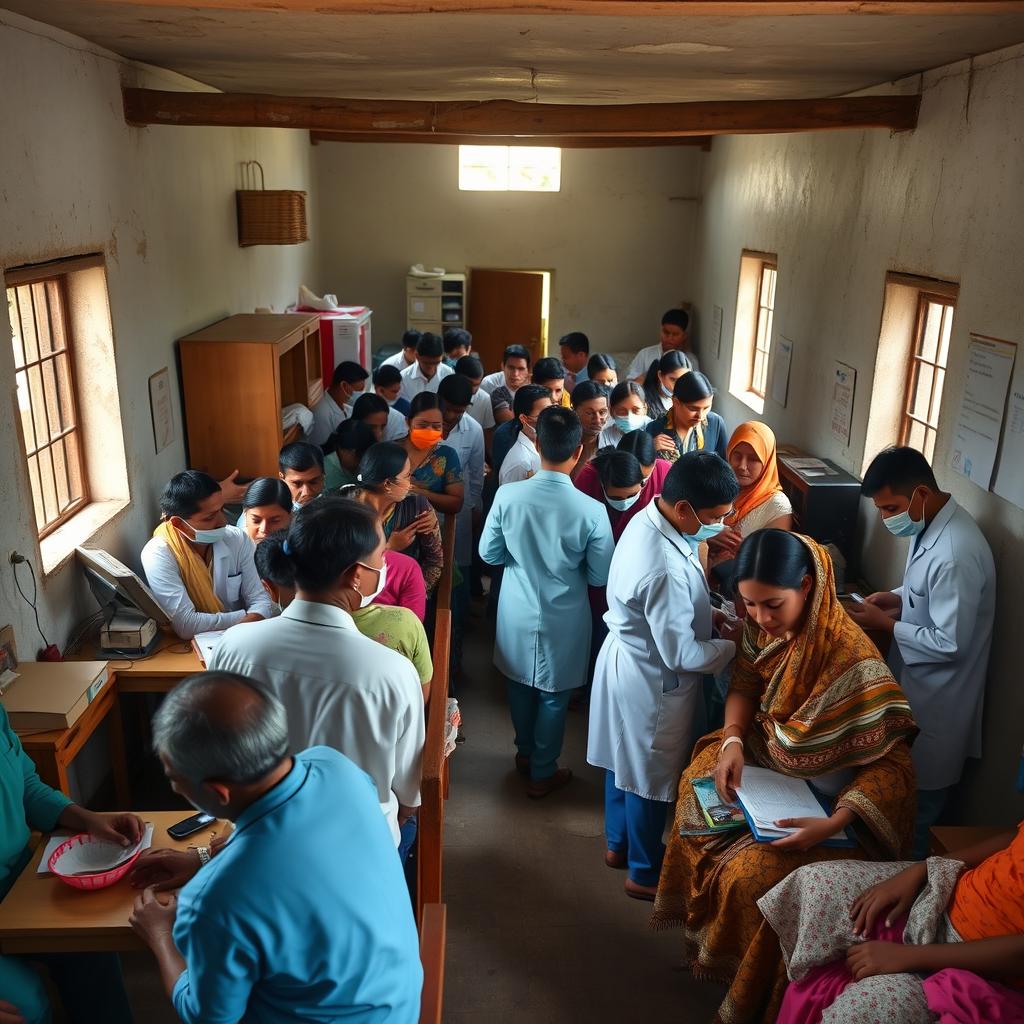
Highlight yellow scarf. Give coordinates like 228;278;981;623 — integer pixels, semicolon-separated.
665;407;705;451
153;520;224;613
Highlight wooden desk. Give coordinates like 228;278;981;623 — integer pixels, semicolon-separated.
103;634;202;694
18;671;130;807
0;811;225;955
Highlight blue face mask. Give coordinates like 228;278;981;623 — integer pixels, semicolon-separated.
604;488;641;512
660;383;673;399
613;413;650;434
190;525;227;544
882;488;926;538
680;502;728;546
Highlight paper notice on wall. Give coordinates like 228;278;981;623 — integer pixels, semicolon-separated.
993;383;1024;509
950;334;1016;491
769;336;794;407
710;305;723;360
830;362;857;446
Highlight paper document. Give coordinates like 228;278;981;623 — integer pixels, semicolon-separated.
192;630;226;668
38;822;154;874
735;767;845;840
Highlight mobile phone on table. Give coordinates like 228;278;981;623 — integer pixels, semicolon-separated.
167;812;216;839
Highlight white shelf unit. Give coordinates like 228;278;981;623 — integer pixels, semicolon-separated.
407;273;467;336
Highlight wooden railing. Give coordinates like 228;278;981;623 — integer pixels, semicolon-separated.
418;903;447;1024
416;514;456;1019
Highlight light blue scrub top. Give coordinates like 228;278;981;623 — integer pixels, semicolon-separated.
0;705;71;899
479;469;614;692
172;747;422;1024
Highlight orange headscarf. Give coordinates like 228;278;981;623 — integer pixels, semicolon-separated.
728;421;783;525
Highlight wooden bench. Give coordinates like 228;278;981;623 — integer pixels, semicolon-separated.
418;903;447;1024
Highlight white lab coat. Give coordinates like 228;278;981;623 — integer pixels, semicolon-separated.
588;501;735;802
140;525;273;639
888;497;995;791
308;391;350;446
209;599;424;845
498;431;540;486
443;413;485;567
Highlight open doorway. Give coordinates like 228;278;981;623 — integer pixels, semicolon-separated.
467;269;551;373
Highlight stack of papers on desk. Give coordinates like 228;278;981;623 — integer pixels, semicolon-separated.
734;767;854;847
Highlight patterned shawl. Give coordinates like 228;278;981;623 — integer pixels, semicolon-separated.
730;534;917;778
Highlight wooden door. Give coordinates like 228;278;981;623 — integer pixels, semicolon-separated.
467;270;544;374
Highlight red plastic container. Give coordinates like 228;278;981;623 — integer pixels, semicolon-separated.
48;833;143;891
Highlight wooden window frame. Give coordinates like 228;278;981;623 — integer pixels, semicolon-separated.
7;265;91;539
749;257;778;399
898;291;956;461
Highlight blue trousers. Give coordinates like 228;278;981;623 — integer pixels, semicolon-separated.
506;680;571;780
604;771;670;887
912;787;950;860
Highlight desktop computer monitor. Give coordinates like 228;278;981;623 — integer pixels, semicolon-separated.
76;547;170;627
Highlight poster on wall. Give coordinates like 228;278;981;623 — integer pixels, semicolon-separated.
149;367;175;454
768;336;794;408
710;305;724;360
830;361;857;446
993;385;1024;509
950;334;1016;491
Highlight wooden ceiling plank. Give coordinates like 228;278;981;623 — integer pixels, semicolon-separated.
93;0;1024;16
124;89;920;136
308;130;713;147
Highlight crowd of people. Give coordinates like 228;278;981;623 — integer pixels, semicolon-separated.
2;311;1020;1024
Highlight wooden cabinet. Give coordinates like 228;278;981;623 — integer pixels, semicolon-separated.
179;313;322;480
407;273;466;335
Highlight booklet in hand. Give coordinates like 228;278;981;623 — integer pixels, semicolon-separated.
734;767;856;848
691;776;747;832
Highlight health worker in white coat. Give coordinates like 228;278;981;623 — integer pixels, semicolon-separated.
588;451;740;901
850;447;995;859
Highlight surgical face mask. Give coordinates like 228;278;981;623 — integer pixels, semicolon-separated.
882;488;927;538
410;428;442;450
604;488;641;512
681;503;728;544
613;413;649;434
355;559;388;608
184;524;227;545
660;383;674;399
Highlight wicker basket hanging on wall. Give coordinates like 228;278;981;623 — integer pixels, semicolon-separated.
236;161;308;247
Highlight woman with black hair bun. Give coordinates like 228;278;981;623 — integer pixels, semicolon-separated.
645;370;728;462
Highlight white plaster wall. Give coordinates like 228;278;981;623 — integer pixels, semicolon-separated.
313;142;702;359
694;43;1024;824
0;12;315;673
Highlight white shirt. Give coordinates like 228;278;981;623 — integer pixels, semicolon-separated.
399;361;453;403
887;497;996;790
308;391;350;447
209;599;424;845
141;525;272;640
626;344;694;380
383;406;409;442
480;371;505;396
443;413;485;566
597;424;624;449
468;388;496;431
499;431;540;486
588;501;734;801
381;351;415;370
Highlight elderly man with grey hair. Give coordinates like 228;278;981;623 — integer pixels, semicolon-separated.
127;671;422;1024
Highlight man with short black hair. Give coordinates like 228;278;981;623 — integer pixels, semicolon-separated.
279;442;325;509
850;446;996;858
454;354;496;439
373;363;411;417
533;356;570;407
380;329;421;372
443;327;472;368
627;308;695;382
309;361;368;446
127;672;422;1024
559;331;590;392
481;407;615;798
141;471;272;639
399;332;453;402
489;345;533;425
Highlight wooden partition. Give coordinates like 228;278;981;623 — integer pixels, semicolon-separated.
418;903;447;1024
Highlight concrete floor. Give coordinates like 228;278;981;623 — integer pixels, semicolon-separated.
441;609;726;1022
114;603;726;1022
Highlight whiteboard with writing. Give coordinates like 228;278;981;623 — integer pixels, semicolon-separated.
950;335;1016;491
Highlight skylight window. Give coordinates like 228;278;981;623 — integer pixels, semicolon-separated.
458;146;561;192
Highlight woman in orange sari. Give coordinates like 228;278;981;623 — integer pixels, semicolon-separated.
652;529;918;1023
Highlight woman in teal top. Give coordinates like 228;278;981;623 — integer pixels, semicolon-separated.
322;419;376;493
0;704;142;1024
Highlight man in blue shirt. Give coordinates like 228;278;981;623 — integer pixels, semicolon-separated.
128;671;421;1024
480;407;615;798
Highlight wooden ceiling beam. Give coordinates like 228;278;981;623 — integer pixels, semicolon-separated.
94;0;1024;16
124;89;920;137
309;130;713;148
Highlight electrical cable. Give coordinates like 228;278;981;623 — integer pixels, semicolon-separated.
11;556;51;649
